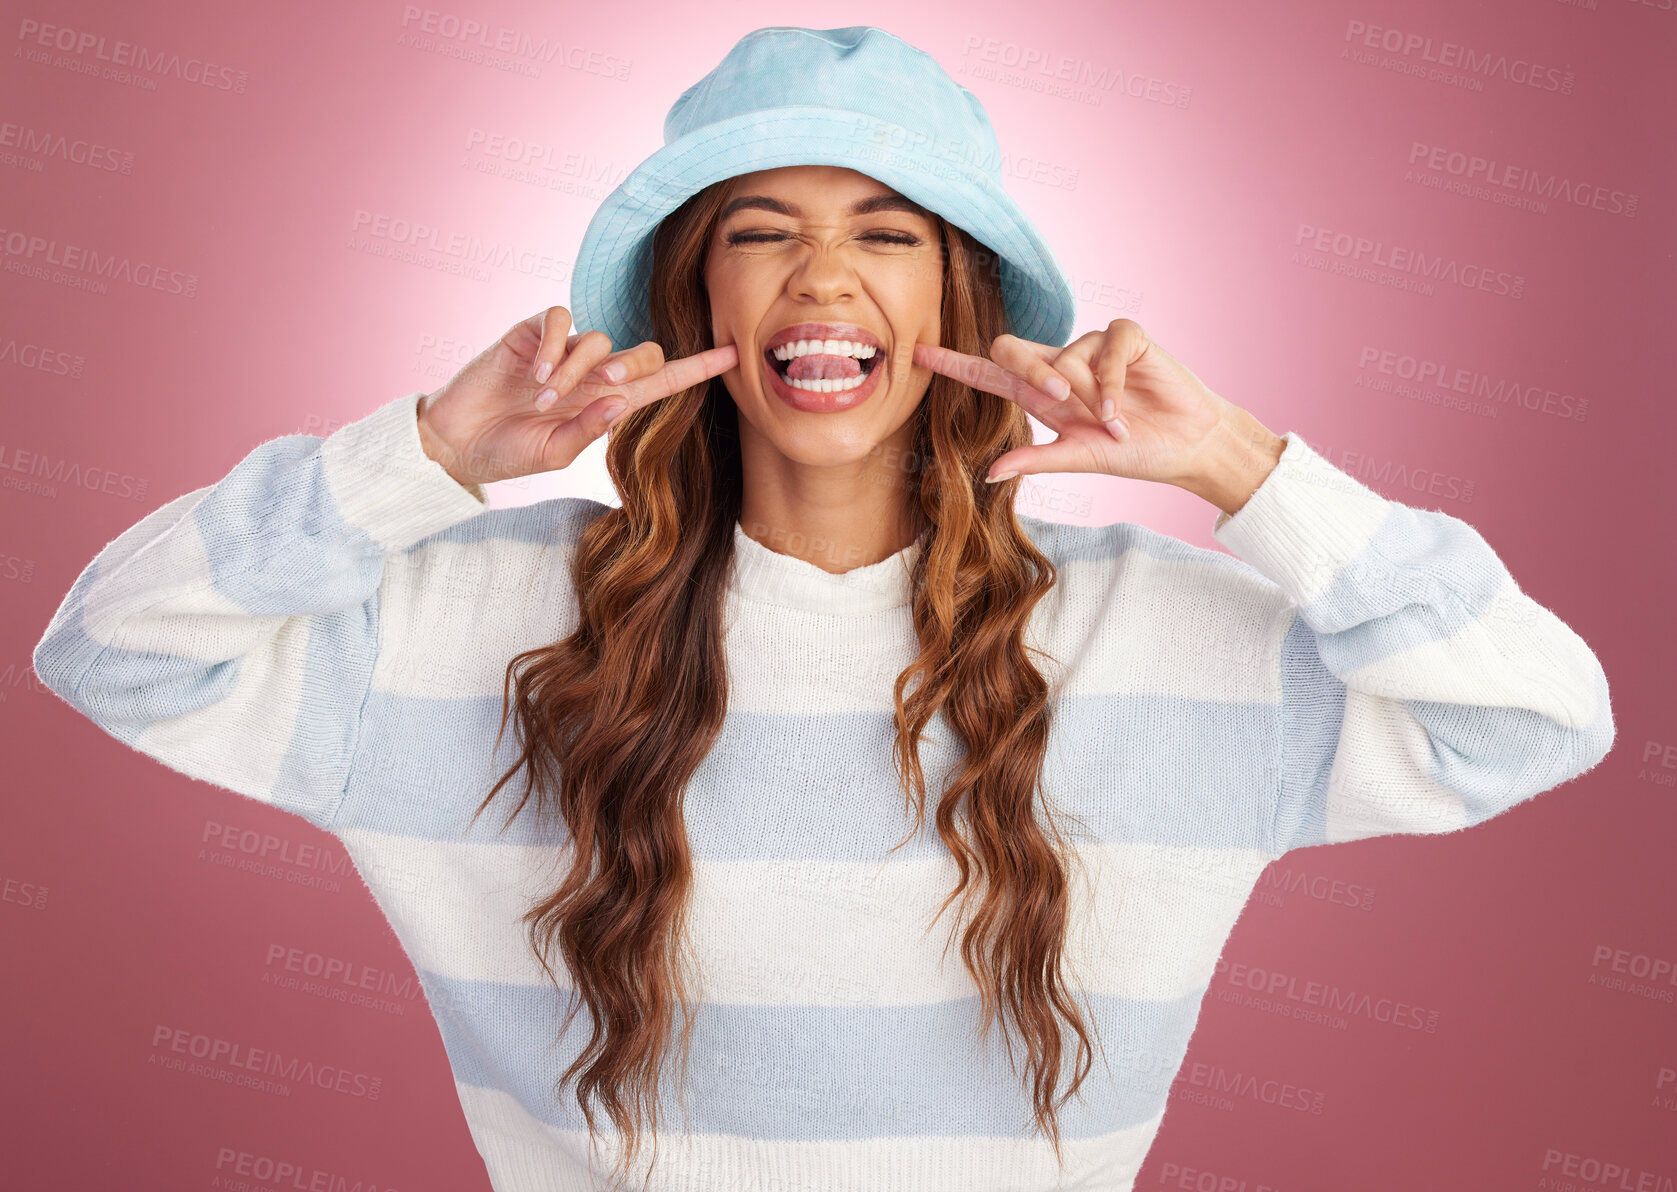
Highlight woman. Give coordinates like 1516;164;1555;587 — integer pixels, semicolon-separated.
32;24;1613;1192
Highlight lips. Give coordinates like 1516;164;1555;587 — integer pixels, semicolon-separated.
763;338;887;412
761;321;885;384
762;322;884;352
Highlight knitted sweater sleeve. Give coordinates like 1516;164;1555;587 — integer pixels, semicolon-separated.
30;391;491;832
1210;432;1616;854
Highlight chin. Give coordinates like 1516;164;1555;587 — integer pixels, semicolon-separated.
753;410;890;467
724;367;923;475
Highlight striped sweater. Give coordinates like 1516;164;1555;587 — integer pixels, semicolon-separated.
32;389;1615;1192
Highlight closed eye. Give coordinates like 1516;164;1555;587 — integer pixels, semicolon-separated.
726;230;922;246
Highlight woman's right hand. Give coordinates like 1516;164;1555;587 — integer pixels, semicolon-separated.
415;306;739;487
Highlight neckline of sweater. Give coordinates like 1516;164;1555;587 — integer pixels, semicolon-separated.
728;520;924;614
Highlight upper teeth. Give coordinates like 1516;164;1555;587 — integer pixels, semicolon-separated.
770;339;878;362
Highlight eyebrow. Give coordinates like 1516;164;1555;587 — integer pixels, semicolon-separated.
718;193;932;221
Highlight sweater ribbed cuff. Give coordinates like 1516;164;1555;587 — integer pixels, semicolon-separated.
1210;431;1394;607
317;391;489;553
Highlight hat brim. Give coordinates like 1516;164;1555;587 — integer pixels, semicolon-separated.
570;106;1077;353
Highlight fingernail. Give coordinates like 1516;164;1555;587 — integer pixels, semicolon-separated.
1100;399;1115;421
535;388;557;410
1045;377;1071;400
600;400;628;423
1104;418;1128;441
535;361;553;384
602;361;626;382
986;469;1019;484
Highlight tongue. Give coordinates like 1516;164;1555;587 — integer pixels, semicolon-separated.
786;353;862;381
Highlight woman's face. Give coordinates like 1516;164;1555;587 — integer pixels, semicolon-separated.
704;164;943;470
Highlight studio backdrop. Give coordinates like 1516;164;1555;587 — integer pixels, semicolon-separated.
2;1;1670;1190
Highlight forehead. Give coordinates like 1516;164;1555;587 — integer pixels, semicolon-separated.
718;165;932;219
725;163;887;191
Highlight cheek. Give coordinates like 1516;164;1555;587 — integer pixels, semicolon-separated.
890;264;942;331
706;266;767;326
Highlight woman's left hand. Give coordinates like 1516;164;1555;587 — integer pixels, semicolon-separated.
913;319;1255;490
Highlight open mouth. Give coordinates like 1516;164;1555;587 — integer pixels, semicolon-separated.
763;344;882;390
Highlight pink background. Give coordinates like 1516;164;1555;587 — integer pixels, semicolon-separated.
4;1;1673;1188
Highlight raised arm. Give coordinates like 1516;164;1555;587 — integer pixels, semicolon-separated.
31;303;716;831
1210;432;1616;854
31;392;489;831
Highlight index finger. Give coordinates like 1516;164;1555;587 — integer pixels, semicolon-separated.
912;342;1045;405
611;343;740;406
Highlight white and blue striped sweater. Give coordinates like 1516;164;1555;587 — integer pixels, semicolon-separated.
32;389;1615;1191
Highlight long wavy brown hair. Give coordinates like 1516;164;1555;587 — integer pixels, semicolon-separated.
471;175;1103;1189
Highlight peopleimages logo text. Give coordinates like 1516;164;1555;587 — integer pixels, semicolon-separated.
14;18;249;91
150;1025;384;1099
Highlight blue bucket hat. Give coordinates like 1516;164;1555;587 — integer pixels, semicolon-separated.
569;25;1078;353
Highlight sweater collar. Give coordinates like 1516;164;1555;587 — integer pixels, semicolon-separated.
728;520;924;614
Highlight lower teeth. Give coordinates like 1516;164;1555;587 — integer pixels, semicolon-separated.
772;359;876;394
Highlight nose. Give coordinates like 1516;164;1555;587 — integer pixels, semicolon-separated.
787;242;857;306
